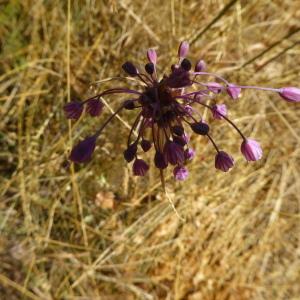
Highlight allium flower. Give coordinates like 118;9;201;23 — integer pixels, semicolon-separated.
207;82;223;94
212;104;227;120
178;41;189;58
227;84;241;100
241;139;263;161
173;166;189;181
86;98;103;117
141;140;152;152
133;159;149;176
64;101;83;119
147;49;157;65
184;148;195;161
69;135;97;163
164;142;185;165
64;41;299;182
215;151;234;172
279;87;300;103
195;59;206;72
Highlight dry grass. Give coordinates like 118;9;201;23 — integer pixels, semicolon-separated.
1;0;300;299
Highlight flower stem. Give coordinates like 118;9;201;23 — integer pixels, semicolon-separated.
95;105;125;137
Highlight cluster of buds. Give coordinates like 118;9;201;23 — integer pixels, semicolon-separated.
64;41;300;181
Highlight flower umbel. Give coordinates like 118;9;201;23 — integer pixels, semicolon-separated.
64;41;299;181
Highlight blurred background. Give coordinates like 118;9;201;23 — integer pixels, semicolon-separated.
1;0;300;299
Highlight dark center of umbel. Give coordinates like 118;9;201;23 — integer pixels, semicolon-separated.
140;81;179;127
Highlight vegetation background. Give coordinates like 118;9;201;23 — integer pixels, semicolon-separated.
1;0;300;299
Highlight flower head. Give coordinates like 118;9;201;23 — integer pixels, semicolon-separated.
227;84;241;100
133;159;149;176
64;101;83;119
195;59;206;72
173;166;189;181
184;148;195;161
241;139;262;161
279;87;300;103
69;136;97;163
215;151;234;172
164;142;185;165
178;41;189;58
212;104;227;120
86;98;103;117
147;48;157;65
64;41;299;181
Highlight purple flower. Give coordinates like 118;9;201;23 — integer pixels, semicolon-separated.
147;48;157;65
141;139;151;152
164;142;185;165
191;121;210;135
64;41;299;181
178;41;189;58
180;58;192;71
69;135;97;163
133;159;149;176
173;135;187;146
184;148;195;161
173;166;189;181
215;151;234;172
279;87;300;103
123;143;137;162
145;63;155;75
154;152;168;169
227;84;241;100
122;61;139;76
86;99;103;117
64;101;83;119
195;59;206;72
241;139;263;161
172;125;184;136
212;104;227;120
207;82;223;94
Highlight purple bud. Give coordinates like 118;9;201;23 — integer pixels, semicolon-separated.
164;142;185;165
195;59;206;72
86;99;103;117
172;125;184;136
227;84;241;100
184;148;195;161
69;135;97;163
173;166;189;181
207;82;223;94
154;152;168;169
123;143;137;162
147;48;157;65
191;122;210;135
180;58;192;71
173;135;187;146
141;139;151;152
241;139;262;162
133;159;149;176
145;62;155;75
64;101;83;120
123;100;136;110
122;61;138;76
279;87;300;103
178;41;189;58
215;151;234;172
211;104;227;120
